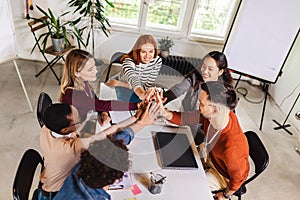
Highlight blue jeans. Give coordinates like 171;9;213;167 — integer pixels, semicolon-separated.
38;187;58;200
115;86;141;103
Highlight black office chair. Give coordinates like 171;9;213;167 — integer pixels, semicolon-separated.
105;52;125;82
234;131;269;199
213;131;269;199
12;149;44;200
37;92;53;127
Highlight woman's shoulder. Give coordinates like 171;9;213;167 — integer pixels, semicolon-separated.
123;57;134;63
153;56;162;63
148;56;162;66
64;88;74;94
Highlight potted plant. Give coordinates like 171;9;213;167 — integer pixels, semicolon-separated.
158;36;174;58
31;5;85;53
67;0;114;55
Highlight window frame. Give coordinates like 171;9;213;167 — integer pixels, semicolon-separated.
107;0;240;45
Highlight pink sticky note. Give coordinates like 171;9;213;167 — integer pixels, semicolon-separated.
131;184;142;195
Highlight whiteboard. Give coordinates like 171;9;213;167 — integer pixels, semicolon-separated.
0;0;17;63
223;0;300;83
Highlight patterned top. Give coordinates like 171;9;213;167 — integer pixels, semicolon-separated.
119;56;162;90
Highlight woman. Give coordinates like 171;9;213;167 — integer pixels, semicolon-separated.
163;51;233;145
164;51;233;111
106;34;162;101
58;49;138;120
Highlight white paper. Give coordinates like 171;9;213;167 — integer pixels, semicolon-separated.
99;83;117;100
108;171;133;190
109;111;132;123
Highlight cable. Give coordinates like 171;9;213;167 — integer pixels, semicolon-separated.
236;82;265;104
279;81;300;107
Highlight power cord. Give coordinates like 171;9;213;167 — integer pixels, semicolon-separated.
236;81;265;104
278;81;300;107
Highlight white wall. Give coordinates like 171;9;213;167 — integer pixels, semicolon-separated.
269;34;300;131
10;1;300;131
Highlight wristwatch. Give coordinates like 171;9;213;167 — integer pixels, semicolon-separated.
223;191;232;199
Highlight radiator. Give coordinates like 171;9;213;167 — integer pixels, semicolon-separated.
160;55;202;77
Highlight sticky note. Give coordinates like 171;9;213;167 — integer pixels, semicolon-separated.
131;184;142;195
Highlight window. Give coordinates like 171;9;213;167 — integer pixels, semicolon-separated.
190;0;238;40
105;0;239;43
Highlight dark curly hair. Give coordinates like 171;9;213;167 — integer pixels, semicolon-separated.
77;137;130;188
201;81;238;110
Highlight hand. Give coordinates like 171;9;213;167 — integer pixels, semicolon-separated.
136;101;160;127
104;79;118;88
213;192;229;200
135;88;156;119
98;112;111;126
86;110;98;121
157;88;167;104
134;102;146;120
153;90;169;119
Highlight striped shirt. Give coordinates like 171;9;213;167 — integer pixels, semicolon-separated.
119;56;162;90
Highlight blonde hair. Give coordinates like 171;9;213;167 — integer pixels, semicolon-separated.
58;49;93;102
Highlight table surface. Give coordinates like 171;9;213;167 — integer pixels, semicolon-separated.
98;82;213;199
108;124;213;200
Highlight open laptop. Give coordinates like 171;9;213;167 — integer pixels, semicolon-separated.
153;132;198;170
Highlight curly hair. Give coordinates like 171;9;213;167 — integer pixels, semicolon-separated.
77;137;130;188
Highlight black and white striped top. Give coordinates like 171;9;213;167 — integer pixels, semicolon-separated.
119;56;162;90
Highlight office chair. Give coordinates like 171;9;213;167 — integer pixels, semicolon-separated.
104;52;125;82
28;16;75;84
213;131;269;199
37;92;53;127
12;149;44;200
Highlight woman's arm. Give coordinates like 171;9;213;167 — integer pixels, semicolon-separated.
105;79;130;88
94;99;138;112
119;58;141;89
163;77;193;104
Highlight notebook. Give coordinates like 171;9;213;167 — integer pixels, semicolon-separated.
153;132;198;170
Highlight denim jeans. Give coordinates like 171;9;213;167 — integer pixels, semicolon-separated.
38;187;57;200
115;86;141;103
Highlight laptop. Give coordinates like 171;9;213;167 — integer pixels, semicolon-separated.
153;132;198;170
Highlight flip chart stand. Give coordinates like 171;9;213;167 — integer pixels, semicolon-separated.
272;92;299;135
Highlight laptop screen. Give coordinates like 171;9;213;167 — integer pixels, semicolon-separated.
153;132;198;170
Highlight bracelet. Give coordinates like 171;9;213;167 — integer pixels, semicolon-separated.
222;191;232;199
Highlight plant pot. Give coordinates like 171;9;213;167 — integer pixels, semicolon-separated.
51;37;64;52
160;50;170;58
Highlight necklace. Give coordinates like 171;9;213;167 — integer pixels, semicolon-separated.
200;122;227;163
205;124;222;146
83;82;93;98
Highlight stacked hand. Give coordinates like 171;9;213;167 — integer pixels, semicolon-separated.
98;112;111;126
135;87;168;124
86;110;98;121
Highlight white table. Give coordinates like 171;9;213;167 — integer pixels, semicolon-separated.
108;124;213;200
